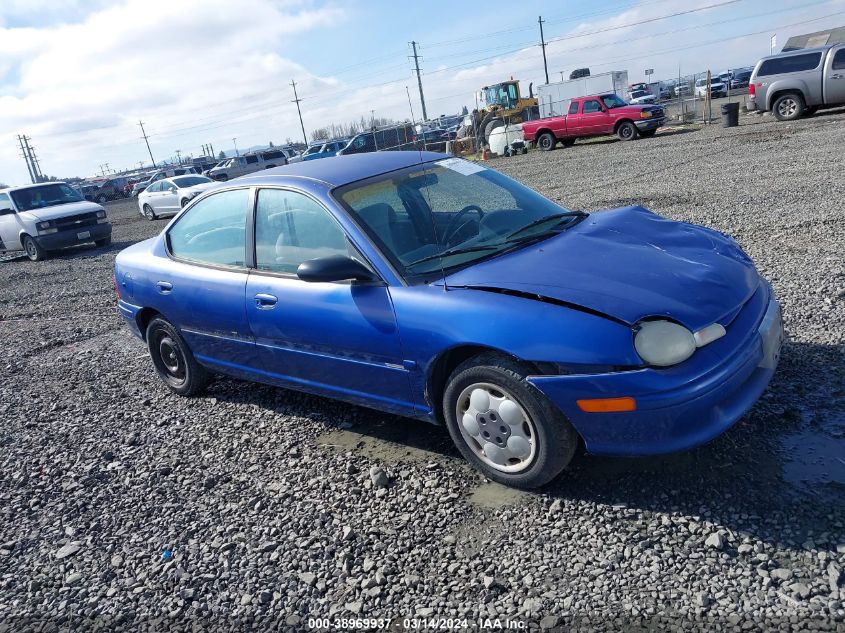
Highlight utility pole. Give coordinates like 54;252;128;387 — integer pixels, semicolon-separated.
539;16;549;84
17;135;36;184
175;150;182;165
138;161;144;171
410;41;428;122
209;142;215;158
232;138;239;156
22;136;43;182
290;80;308;145
138;121;156;168
559;71;565;82
370;109;376;130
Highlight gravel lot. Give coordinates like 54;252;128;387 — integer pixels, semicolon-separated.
1;109;844;632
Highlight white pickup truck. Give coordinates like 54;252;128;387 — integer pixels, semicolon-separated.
0;182;112;261
747;43;845;120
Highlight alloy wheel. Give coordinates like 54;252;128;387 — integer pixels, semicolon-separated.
777;98;798;119
455;382;537;473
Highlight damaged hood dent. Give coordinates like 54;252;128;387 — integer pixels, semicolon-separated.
442;206;759;331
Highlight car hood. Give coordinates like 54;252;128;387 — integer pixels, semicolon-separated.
442;206;759;332
22;200;104;222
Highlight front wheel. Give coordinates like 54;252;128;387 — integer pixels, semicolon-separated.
22;235;46;261
146;317;211;396
537;132;556;151
616;121;639;141
772;93;804;121
142;204;157;220
443;354;578;488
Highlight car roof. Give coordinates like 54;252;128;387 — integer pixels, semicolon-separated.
1;181;68;193
759;45;832;61
236;151;448;187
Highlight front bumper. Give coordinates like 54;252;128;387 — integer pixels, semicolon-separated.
34;223;111;250
634;116;666;131
528;284;783;455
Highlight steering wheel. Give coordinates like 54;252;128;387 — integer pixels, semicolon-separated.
443;205;485;246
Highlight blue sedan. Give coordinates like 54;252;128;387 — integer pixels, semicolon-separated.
115;152;783;488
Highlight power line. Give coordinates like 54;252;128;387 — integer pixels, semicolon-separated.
410;41;428;121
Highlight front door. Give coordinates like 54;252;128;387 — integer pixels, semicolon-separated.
579;98;612;135
245;187;414;414
157;181;180;215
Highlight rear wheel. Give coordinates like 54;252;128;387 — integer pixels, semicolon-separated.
443;353;578;488
537;132;556;151
142;204;157;220
616;121;638;141
146;317;211;396
180;198;189;208
773;93;804;121
22;235;46;261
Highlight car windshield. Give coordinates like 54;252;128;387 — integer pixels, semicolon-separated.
173;176;211;188
305;145;324;155
632;91;647;98
600;94;628;109
11;184;83;211
334;159;586;278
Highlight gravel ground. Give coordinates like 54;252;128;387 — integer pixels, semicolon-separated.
1;109;844;632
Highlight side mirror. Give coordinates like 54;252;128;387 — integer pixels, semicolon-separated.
0;207;15;216
297;255;377;283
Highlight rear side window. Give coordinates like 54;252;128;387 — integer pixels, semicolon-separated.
167;189;249;267
0;193;12;211
758;52;822;76
833;48;845;70
245;155;259;164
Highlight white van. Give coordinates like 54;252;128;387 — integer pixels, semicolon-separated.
0;182;111;261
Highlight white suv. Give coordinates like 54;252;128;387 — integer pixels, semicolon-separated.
0;182;112;261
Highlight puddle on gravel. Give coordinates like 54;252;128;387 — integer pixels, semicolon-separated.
468;482;533;509
316;427;452;465
779;409;845;495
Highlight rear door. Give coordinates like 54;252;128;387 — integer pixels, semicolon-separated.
825;46;845;104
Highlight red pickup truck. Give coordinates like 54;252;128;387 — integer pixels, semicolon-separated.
523;93;667;150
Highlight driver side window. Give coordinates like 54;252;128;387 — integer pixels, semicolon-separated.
254;189;349;275
583;100;601;113
167;188;248;267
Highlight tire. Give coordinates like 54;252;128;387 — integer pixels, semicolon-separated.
639;129;657;138
479;112;504;143
442;353;578;488
95;236;111;247
146;317;211;396
96;194;108;204
537;132;556;151
180;198;189;208
142;204;157;221
772;92;804;121
22;235;46;262
616;121;639;141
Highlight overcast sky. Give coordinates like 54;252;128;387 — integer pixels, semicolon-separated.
1;0;843;184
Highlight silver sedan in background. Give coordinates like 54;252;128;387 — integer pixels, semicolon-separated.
137;175;217;220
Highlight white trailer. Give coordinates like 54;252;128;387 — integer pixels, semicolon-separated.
537;71;629;118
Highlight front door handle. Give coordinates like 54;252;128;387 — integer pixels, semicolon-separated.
156;281;173;294
254;293;278;309
832;74;843;79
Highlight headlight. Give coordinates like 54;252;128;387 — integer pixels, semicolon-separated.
36;221;57;235
640;111;652;118
634;320;696;367
96;209;106;218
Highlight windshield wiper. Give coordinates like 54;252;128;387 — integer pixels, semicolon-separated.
505;211;586;241
405;244;501;268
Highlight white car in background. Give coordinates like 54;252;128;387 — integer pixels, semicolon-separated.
137;175;217;220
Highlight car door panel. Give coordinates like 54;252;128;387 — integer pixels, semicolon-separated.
245;274;413;413
826;46;845;104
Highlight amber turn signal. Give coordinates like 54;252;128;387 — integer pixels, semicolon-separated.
576;397;637;413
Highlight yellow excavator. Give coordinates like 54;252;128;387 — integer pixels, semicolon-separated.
474;78;540;143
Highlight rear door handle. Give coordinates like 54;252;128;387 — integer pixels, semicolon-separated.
254;293;278;309
156;281;173;294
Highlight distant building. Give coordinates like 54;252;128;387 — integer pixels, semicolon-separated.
783;26;845;51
